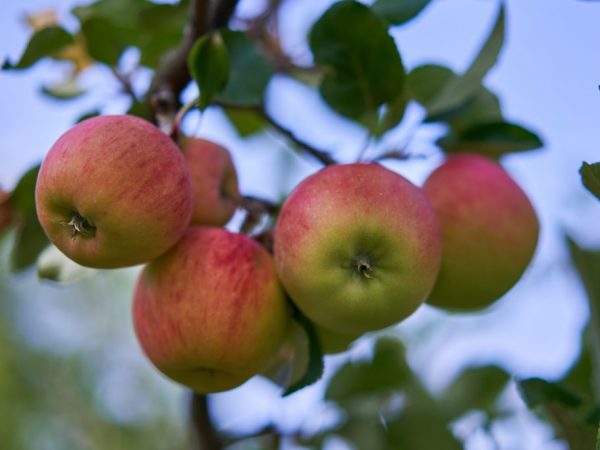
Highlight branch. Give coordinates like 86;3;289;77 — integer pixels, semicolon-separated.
216;100;335;166
190;394;223;450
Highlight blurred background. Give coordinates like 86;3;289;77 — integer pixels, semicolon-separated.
1;0;599;449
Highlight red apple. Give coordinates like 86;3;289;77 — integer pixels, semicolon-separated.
180;137;241;226
423;153;539;310
35;115;194;268
133;226;291;393
274;163;442;334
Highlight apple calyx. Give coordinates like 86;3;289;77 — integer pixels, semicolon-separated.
64;212;96;239
354;254;374;279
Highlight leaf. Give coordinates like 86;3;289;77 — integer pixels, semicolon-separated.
375;92;408;137
325;337;411;403
309;1;405;126
372;0;431;26
37;245;96;283
437;121;543;157
223;108;266;137
580;162;600;201
75;110;101;124
188;32;229;110
73;0;188;68
427;5;505;118
79;17;127;66
9;165;50;271
441;365;510;419
2;26;74;70
518;378;597;450
41;78;86;100
283;309;324;396
216;31;274;106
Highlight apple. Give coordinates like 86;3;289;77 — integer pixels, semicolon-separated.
315;324;361;354
423;153;539;310
274;163;442;335
180;137;241;226
35;115;194;269
133;226;291;394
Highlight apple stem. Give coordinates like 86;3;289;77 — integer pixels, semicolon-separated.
355;254;374;279
64;212;97;239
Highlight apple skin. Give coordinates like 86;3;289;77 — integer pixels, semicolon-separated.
133;226;291;394
315;324;361;354
180;137;241;226
35;115;194;269
274;163;442;335
423;153;539;310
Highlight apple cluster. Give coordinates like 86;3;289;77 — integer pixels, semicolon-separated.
35;114;539;394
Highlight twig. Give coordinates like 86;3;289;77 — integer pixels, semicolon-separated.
190;394;222;450
216;100;335;166
111;67;138;102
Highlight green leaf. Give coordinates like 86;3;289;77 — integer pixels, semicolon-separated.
442;365;510;419
75;110;101;124
372;0;431;26
223;108;266;137
188;32;229;110
408;64;503;130
283;309;324;396
41;79;86;100
326;337;411;402
2;26;74;70
79;17;127;66
386;406;464;450
427;5;505;118
580;162;600;201
309;1;405;126
375;92;408;137
9;165;50;271
518;378;597;450
216;31;274;106
437;121;543;157
73;0;188;68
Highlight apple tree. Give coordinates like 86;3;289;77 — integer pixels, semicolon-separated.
1;0;599;449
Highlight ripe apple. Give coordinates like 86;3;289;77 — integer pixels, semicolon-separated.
35;115;194;268
133;226;291;394
423;153;539;310
274;163;442;335
180;137;241;226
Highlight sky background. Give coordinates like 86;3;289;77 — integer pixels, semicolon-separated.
1;1;600;449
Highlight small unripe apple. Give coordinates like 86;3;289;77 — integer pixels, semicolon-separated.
35;115;194;268
274;163;442;334
180;137;241;226
133;227;291;394
423;153;539;310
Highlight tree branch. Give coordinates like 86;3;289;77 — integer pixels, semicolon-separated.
190;394;223;450
216;100;335;166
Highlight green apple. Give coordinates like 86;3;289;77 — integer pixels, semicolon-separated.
274;163;442;334
133;226;291;393
35;115;194;268
180;137;241;226
423;153;539;310
315;324;361;354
